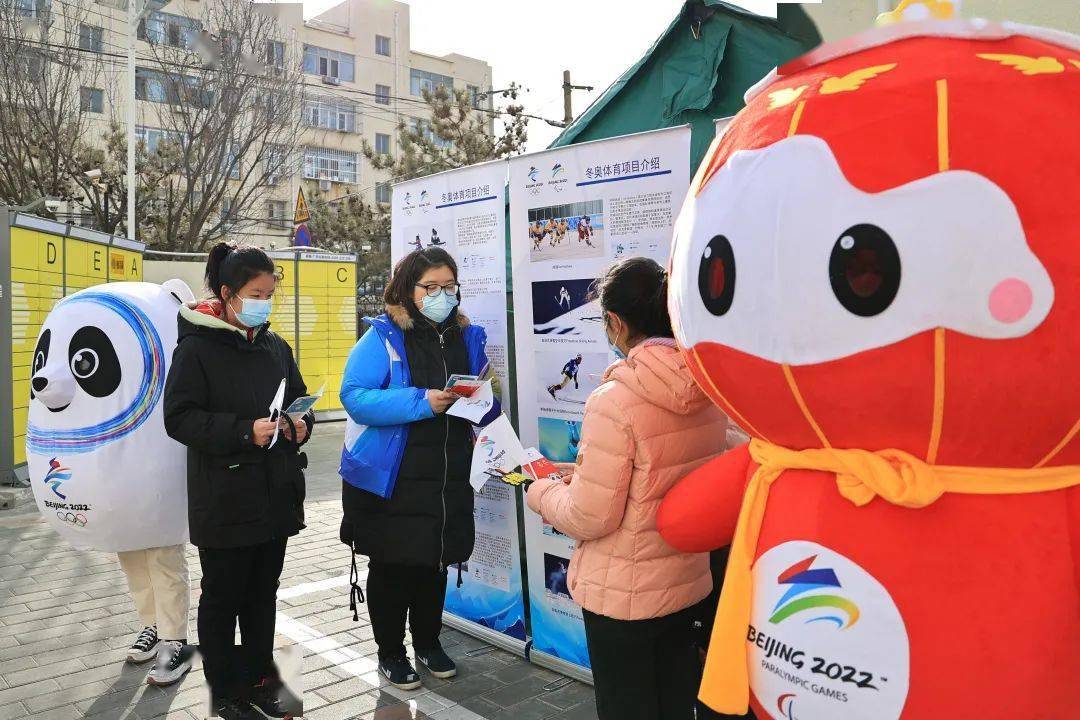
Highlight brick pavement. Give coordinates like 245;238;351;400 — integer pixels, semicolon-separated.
0;422;599;720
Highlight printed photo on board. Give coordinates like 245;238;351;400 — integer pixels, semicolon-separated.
527;200;605;262
530;278;603;337
403;219;454;253
543;553;571;599
538;417;582;463
537;350;606;407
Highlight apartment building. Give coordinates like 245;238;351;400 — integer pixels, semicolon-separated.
56;0;493;247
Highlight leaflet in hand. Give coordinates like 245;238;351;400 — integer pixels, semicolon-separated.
469;414;527;492
522;447;564;483
267;378;286;449
284;384;325;419
445;374;484;397
446;379;494;424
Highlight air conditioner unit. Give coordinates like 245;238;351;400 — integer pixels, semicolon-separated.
319;179;332;191
322;75;341;86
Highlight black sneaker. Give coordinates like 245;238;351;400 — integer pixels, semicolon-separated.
126;625;159;664
213;697;262;720
416;645;457;679
249;676;302;719
547;386;557;400
379;654;422;690
146;640;194;686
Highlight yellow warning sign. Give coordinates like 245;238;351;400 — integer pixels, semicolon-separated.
294;187;310;224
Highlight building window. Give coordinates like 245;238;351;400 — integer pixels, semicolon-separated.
266;40;285;71
136;68;208;107
374;84;390;105
138;11;200;49
375;34;391;57
14;0;48;19
79;87;103;114
374;132;391;155
267;199;288;228
78;24;103;52
264;145;287;184
135;126;184;154
304;95;358;133
302;45;355;82
410;118;452;149
221;197;235;227
375;182;391;204
135;68;165;102
303;147;358;184
223;142;240;180
409;68;453;96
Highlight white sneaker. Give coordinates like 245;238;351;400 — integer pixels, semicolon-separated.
126;625;159;664
146;640;194;686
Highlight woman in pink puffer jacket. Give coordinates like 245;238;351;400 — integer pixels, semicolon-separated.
527;257;729;720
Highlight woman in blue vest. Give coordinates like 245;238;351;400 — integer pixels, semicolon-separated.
339;247;498;690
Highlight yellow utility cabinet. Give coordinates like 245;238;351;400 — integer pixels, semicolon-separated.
1;210;144;483
268;250;357;419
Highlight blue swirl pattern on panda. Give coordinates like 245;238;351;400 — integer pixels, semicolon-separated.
26;291;165;455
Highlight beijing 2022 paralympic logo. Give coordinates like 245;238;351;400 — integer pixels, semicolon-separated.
748;541;909;719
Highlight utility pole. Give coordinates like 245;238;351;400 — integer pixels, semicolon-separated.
562;70;594;127
127;0;137;240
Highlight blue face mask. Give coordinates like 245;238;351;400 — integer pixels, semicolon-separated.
608;327;626;360
420;289;458;324
233;297;272;328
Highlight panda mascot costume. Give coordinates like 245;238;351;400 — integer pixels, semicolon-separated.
657;5;1079;720
27;279;196;686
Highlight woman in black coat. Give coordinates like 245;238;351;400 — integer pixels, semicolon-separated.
164;243;311;720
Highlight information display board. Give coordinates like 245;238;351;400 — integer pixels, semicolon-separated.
390;162;526;653
267;250;357;418
1;212;144;482
508;126;692;680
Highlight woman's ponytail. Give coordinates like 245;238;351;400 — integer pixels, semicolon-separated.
205;242;235;299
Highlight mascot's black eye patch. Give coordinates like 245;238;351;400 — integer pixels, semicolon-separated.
68;326;121;398
698;235;736;317
829;224;901;317
30;329;51;399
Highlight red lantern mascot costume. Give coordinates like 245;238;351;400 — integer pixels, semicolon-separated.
657;17;1080;720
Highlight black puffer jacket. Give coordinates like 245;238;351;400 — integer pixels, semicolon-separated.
341;304;475;568
164;302;312;549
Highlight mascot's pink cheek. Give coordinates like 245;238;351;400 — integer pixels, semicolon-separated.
988;278;1032;324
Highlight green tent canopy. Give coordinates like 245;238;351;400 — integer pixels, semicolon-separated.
548;0;821;170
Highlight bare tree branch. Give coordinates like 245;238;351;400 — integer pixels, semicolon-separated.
137;0;304;251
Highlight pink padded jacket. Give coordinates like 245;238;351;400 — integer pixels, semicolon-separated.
527;338;729;621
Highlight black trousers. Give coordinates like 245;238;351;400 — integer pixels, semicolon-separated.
198;538;288;699
583;606;702;720
366;561;447;661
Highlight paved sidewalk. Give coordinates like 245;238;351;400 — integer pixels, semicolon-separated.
0;422;599;720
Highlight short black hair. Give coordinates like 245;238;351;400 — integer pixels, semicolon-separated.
384;247;459;311
593;256;673;339
205;242;276;301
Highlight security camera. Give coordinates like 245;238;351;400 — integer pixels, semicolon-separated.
84;169;102;180
44;198;63;213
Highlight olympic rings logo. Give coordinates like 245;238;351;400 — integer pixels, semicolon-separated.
56;511;87;527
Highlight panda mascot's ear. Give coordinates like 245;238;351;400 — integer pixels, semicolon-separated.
162;278;195;305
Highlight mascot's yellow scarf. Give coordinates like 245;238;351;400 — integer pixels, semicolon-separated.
701;438;1080;714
